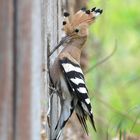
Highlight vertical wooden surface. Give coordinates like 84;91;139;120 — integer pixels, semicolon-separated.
41;0;63;139
0;0;42;140
14;0;42;140
14;1;32;139
0;0;13;140
41;0;50;139
30;0;42;139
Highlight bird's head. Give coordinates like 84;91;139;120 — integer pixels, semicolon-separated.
61;7;103;46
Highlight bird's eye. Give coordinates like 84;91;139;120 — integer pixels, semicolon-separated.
63;21;67;25
75;29;79;33
63;12;70;17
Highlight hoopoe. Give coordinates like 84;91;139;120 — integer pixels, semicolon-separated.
50;7;103;140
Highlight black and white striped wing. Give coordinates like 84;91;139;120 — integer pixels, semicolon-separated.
59;57;96;131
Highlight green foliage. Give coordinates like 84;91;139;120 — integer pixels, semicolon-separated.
86;0;140;139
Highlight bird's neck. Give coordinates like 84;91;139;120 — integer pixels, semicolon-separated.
62;38;87;63
62;45;81;63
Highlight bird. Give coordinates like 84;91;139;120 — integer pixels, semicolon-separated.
49;7;103;140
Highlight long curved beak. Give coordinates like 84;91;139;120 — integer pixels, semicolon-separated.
48;35;71;57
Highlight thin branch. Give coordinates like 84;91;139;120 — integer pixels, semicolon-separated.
85;40;118;74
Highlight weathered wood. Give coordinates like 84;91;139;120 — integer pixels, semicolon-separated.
41;0;50;139
14;0;32;138
41;0;63;139
14;0;42;140
30;0;42;140
0;0;13;140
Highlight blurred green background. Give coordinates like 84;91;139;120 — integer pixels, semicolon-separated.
85;0;140;139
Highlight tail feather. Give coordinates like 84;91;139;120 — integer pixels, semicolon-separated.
75;103;89;134
89;114;96;131
76;113;88;134
75;101;96;133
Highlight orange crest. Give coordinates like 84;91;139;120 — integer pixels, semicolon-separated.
62;7;103;35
